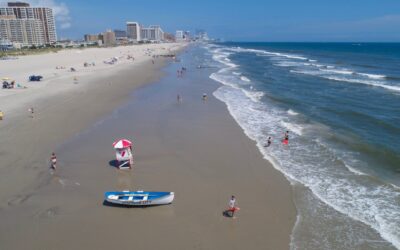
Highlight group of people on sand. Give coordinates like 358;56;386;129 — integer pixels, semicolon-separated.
2;80;15;89
2;80;26;89
176;93;208;104
84;62;95;67
264;131;290;147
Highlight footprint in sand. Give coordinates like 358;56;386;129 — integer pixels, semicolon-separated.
58;178;66;187
7;193;33;206
35;206;60;219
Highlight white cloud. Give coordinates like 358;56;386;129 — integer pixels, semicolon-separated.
60;21;71;29
0;0;71;30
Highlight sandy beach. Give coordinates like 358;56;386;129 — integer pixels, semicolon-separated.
0;43;183;205
0;44;296;249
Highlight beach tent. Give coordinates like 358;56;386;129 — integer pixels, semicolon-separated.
112;139;133;169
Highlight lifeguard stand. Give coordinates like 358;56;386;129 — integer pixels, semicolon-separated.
113;139;133;169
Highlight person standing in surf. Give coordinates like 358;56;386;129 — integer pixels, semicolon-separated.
265;137;272;147
283;131;289;144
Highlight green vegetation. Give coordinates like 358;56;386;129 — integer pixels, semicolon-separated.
0;43;103;58
0;47;62;58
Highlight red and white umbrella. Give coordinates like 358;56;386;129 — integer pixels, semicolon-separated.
113;139;132;149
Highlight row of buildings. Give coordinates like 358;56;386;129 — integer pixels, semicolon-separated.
84;30;117;47
175;30;192;42
0;2;56;47
1;1;199;49
84;22;166;46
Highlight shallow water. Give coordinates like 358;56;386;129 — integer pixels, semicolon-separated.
206;42;400;249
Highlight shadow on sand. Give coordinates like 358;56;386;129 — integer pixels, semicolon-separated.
108;160;119;169
222;210;235;218
102;200;167;208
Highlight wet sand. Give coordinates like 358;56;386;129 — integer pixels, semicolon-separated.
0;46;296;249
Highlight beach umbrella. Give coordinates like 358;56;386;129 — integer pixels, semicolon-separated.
113;139;132;149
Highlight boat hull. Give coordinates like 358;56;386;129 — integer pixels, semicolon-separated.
104;191;174;206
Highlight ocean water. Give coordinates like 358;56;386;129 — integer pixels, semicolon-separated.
205;42;400;249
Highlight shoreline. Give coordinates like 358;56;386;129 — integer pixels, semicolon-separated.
0;44;296;249
206;42;399;250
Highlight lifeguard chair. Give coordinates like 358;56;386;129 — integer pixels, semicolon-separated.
112;139;133;169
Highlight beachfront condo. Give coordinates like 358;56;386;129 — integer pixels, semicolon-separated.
0;2;57;46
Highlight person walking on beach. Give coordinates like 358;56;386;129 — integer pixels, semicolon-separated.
202;93;208;101
177;94;182;103
265;136;272;147
50;152;57;170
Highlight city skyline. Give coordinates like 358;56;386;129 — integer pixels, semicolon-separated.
1;0;400;42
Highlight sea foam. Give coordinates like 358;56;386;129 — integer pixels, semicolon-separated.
240;76;251;82
207;44;400;249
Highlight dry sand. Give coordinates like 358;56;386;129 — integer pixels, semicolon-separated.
0;44;296;250
0;43;181;116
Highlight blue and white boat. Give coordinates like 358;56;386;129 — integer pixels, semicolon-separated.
104;190;174;206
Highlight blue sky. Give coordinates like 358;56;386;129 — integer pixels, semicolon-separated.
3;0;400;41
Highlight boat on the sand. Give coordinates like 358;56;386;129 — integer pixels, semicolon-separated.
104;190;174;206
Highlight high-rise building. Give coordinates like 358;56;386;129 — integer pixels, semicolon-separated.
127;22;165;43
0;2;57;44
149;25;164;41
126;22;141;42
114;29;127;38
102;30;116;46
141;25;164;42
163;32;175;42
195;29;209;41
0;14;45;46
175;30;184;42
184;31;190;40
84;34;100;42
